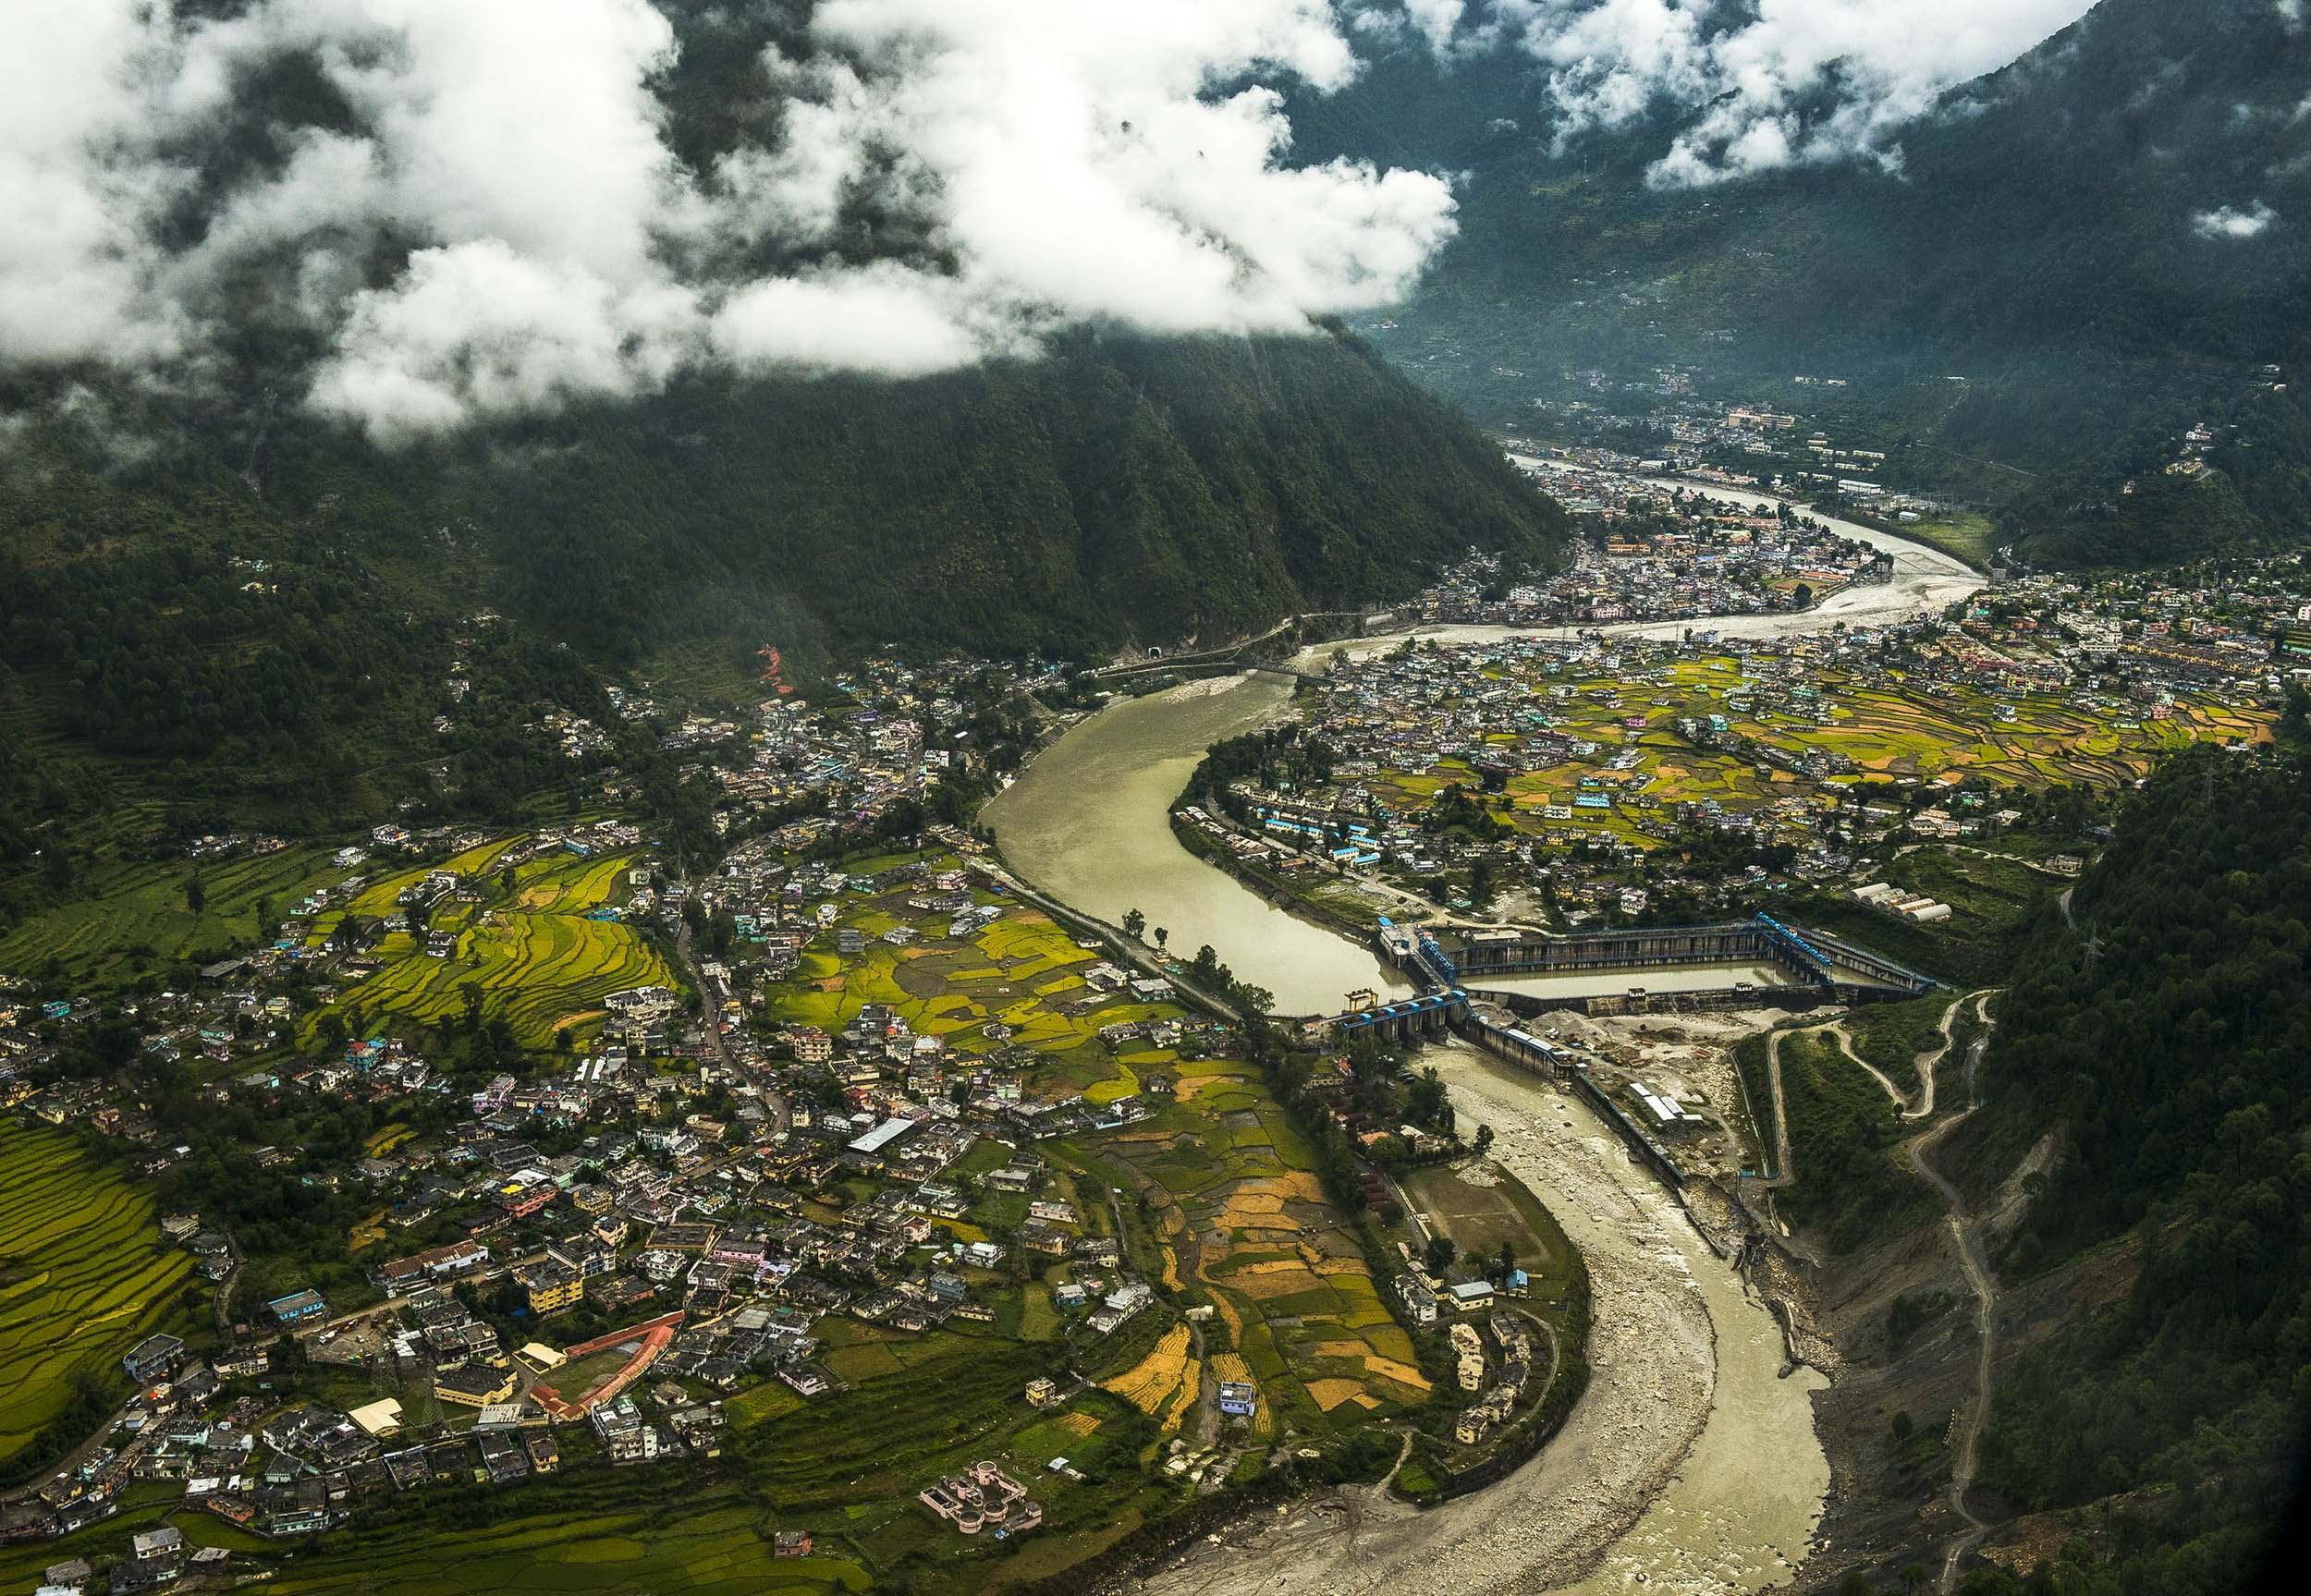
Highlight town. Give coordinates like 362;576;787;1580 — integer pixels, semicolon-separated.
4;530;2308;1595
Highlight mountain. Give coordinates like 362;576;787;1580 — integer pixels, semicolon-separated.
1745;733;2311;1595
1305;0;2311;567
0;325;1565;845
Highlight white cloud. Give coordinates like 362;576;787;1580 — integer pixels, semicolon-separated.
2194;201;2279;240
1492;0;2098;184
1404;1;1470;52
0;0;1456;443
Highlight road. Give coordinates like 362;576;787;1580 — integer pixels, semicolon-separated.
675;895;790;1134
1818;988;1992;1123
1905;996;2000;1594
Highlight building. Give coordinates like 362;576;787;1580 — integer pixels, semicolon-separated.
1449;1279;1496;1313
121;1333;186;1383
348;1398;404;1438
373;1239;490;1290
266;1289;328;1326
130;1527;184;1561
1217;1382;1258;1418
522;1262;585;1315
434;1365;520;1408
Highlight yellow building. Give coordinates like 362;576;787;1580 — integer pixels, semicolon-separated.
523;1262;584;1315
434;1364;518;1408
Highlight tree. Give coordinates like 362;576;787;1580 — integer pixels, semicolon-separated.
185;874;206;915
1123;908;1146;940
1495;1239;1515;1282
1422;1236;1457;1274
1473;1123;1495;1155
1153;926;1168;950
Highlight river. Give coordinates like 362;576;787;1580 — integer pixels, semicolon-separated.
985;495;1977;1592
981;675;1412;1016
1134;1041;1830;1596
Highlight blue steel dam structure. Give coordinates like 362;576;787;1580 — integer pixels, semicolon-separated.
1326;915;1935;1188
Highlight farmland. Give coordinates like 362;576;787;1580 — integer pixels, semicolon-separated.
0;1126;195;1465
303;837;679;1050
1398;651;2272;854
1054;1061;1432;1439
0;841;339;989
762;867;1202;1098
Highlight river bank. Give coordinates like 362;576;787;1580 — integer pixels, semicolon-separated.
986;506;1987;1592
1131;1037;1827;1596
982;672;1411;1015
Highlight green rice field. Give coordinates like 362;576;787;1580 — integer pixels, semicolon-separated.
0;1126;195;1461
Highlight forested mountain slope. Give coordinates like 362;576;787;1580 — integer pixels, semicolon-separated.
0;325;1563;848
1831;738;2311;1594
1304;0;2311;568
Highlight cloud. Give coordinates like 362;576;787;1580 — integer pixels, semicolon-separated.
2194;201;2279;240
0;0;1457;442
1487;0;2098;185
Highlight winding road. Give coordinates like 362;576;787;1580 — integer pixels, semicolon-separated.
1904;995;2001;1594
1749;990;2004;1592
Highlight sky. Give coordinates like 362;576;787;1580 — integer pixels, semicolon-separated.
0;0;2098;442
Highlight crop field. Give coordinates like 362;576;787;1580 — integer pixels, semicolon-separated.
719;1327;1150;1590
308;841;673;1049
0;1127;194;1461
265;1492;871;1596
764;867;1197;1092
1056;1065;1428;1438
0;841;338;987
1377;652;2267;854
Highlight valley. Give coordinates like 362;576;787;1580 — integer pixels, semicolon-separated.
1;4;2307;1591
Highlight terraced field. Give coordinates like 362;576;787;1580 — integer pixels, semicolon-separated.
1427;651;2270;852
263;1493;871;1596
1056;1064;1430;1438
0;1127;194;1461
312;843;673;1049
764;866;1197;1094
0;842;337;987
328;914;675;1048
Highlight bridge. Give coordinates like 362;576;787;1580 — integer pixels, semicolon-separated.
1332;913;1930;1043
1426;915;1933;1001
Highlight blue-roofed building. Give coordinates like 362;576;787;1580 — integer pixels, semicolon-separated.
267;1288;328;1325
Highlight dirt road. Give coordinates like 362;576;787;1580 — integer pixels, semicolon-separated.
1901;996;2000;1593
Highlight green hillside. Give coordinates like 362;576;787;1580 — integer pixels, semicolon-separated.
1309;0;2311;569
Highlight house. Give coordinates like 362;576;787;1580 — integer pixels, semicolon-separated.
522;1262;585;1315
122;1333;186;1383
773;1530;813;1558
434;1365;519;1408
1395;1276;1440;1326
267;1288;329;1325
130;1527;185;1560
1449;1279;1496;1313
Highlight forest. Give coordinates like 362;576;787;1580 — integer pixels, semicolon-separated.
1302;0;2311;572
1834;739;2311;1596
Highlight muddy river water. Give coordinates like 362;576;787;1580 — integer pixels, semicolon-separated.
985;487;1978;1591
